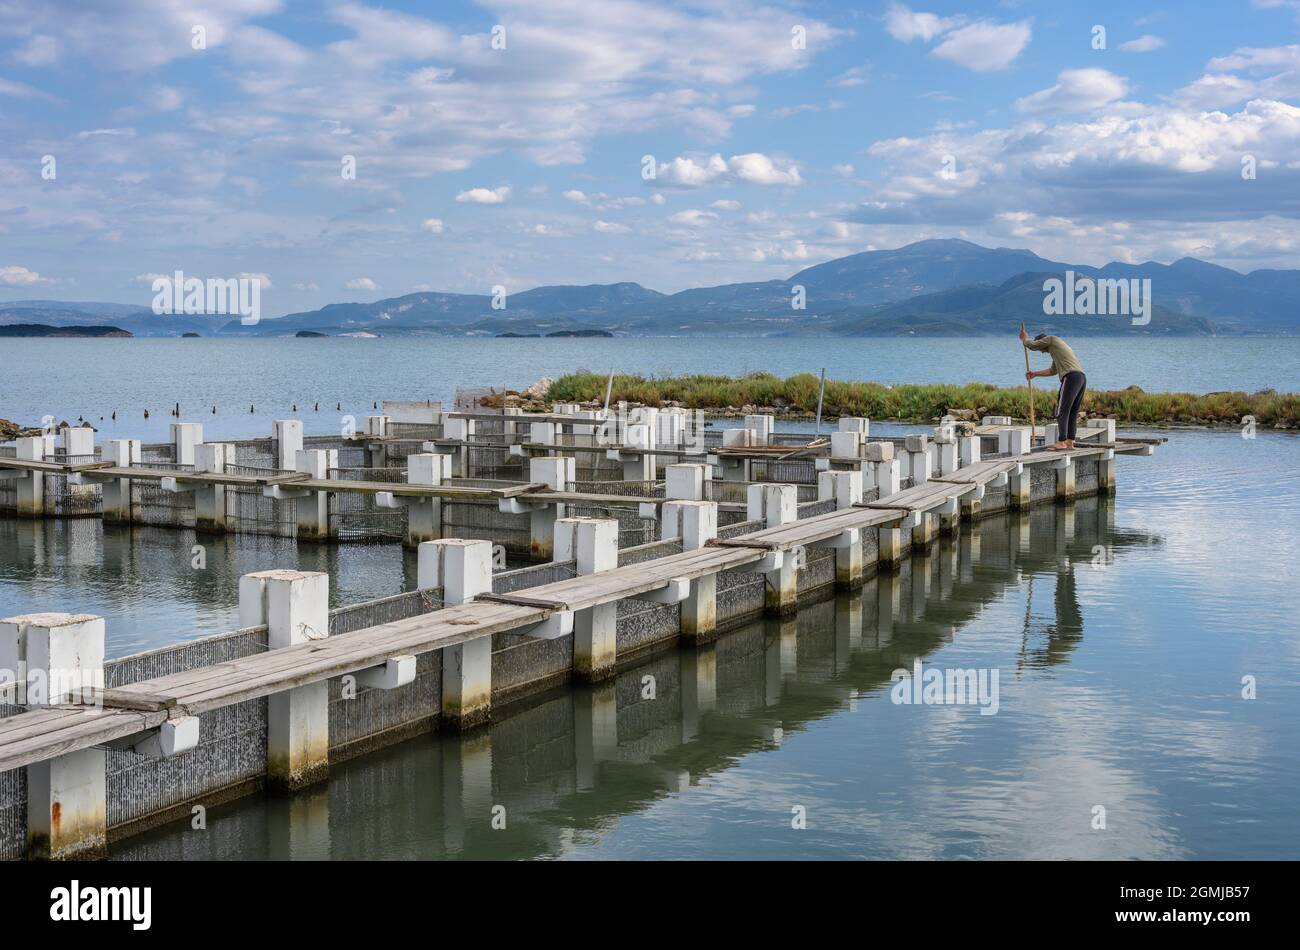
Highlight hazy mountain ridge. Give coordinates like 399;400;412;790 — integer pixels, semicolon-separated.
6;239;1298;337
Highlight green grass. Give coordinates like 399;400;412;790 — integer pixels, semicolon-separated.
547;372;1300;428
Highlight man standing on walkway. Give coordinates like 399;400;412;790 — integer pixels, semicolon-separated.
1019;328;1087;451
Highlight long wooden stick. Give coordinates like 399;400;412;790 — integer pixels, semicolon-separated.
1021;322;1036;431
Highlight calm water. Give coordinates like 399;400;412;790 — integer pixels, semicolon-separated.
2;336;1296;443
3;339;1299;859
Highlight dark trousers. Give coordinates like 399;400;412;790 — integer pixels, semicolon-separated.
1056;371;1086;441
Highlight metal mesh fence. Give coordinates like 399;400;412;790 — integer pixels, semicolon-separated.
328;587;443;636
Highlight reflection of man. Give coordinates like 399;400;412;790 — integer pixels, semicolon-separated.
1021;567;1084;670
1019;327;1086;451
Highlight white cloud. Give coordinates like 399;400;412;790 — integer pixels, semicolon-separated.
0;78;59;102
0;265;48;286
345;277;378;290
1177;44;1300;109
833;163;856;177
562;190;589;205
455;186;511;205
833;64;871;87
730;153;802;185
669;209;718;226
884;4;963;43
711;199;741;211
292;281;320;291
592;220;629;233
1120;35;1166;53
931;21;1032;72
656;152;802;188
421;218;445;233
1016;69;1129;115
239;271;273;289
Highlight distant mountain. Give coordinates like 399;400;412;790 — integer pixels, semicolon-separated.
10;239;1300;337
830;272;1216;336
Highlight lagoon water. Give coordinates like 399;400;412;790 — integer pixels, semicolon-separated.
2;338;1299;859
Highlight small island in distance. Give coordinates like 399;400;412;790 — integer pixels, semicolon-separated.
0;323;132;338
497;329;614;338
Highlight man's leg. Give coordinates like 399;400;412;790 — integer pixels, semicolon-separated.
1054;378;1070;450
1064;373;1086;447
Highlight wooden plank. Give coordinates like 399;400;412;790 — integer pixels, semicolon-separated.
97;689;178;712
0;707;165;773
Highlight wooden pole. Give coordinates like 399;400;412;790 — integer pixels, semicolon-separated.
1020;323;1036;432
814;367;826;437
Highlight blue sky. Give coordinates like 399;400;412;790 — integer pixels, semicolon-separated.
1;0;1299;316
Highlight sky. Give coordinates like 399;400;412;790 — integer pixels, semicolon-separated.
1;0;1299;317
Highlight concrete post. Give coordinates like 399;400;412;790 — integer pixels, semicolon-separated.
365;415;390;469
1;613;106;859
862;442;896;495
748;483;798;615
527;456;574;561
273;420;304;471
622;423;654;482
405;452;448;546
1055;455;1076;502
744;414;774;446
101;438;141;524
661;500;718;642
665;463;707;501
838;417;869;437
194;442;235;533
14;436;46;517
295;449;336;540
443;418;474;478
170;422;203;466
419;539;493;729
530;421;556;448
904;435;929;486
555;517;619;682
934;425;958;476
830;430;861;460
959;433;982;468
818;469;864;588
239;570;330;791
1098;448;1117;495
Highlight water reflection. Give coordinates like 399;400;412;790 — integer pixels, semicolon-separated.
111;495;1198;861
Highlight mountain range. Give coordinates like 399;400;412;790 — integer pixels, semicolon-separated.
4;239;1296;337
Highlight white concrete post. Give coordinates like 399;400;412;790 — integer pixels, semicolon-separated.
661;500;719;642
959;433;982;468
14;436;46;517
294;448;336;540
405;452;448;546
365;415;389;438
748;483;798;615
194;442;235;533
527;456;573;560
904;435;929;486
239;570;330;790
170;422;203;466
934;425;958;476
744;414;774;446
1055;454;1076;502
59;425;94;457
555;517;619;681
623;423;654;482
861;442;896;495
2;613;106;859
838;417;870;437
419;539;493;729
443;417;474;478
830;431;861;460
665;463;707;501
530;421;556;448
273;419;304;471
818;470;864;588
101;438;141;524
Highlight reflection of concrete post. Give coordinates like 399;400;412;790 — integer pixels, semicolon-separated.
765;618;797;706
555;517;619;682
2;612;106;859
662;500;718;643
240;570;330;791
748;484;798;615
441;732;493;854
284;786;331;860
574;684;618;790
421;539;494;729
875;572;900;646
835;593;863;668
679;644;717;743
909;551;932;621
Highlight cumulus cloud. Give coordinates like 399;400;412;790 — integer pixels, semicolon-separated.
884;4;1029;71
421;218;445;233
456;186;511;204
1176;44;1300;108
656;152;801;187
592;220;629;233
1121;35;1166;53
345;277;378;290
1016;69;1128;115
669;209;718;226
885;3;962;43
931;21;1032;72
0;264;48;285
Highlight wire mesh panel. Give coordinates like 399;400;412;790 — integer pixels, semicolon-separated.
131;480;195;528
749;458;818;484
47;473;102;517
467;443;523;479
328;587;443;635
223;463;297;538
570;479;663;497
567;503;659;548
441;500;529;552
